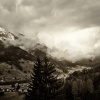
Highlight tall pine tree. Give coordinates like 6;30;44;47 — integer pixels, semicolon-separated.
25;57;43;100
41;57;64;100
25;57;64;100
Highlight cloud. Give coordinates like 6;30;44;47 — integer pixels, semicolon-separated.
0;0;18;12
38;27;100;62
0;0;100;33
0;0;100;61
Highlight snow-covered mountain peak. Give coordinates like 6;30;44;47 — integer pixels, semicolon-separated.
0;27;15;40
0;27;6;33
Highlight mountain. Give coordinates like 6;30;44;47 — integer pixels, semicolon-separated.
0;27;17;41
0;40;35;80
0;27;98;81
0;27;69;80
0;40;70;80
0;27;36;80
74;57;100;67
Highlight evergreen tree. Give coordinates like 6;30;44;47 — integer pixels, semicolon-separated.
25;57;43;100
65;80;73;100
72;80;78;100
25;57;63;100
86;78;94;94
86;78;94;100
41;57;64;100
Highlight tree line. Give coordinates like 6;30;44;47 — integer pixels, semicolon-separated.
25;57;100;100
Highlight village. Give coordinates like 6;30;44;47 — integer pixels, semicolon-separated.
0;77;29;96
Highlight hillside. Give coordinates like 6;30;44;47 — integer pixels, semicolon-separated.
0;39;69;80
0;27;99;81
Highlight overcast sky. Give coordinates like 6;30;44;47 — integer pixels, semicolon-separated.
0;0;100;62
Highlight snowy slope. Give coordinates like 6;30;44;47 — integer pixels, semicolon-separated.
0;27;15;41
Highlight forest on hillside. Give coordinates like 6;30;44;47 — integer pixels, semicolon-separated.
24;57;100;100
0;57;100;100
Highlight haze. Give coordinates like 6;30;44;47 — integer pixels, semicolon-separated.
0;0;100;62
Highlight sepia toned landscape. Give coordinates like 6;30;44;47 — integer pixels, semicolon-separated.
0;0;100;100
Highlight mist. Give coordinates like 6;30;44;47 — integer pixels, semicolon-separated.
0;0;100;62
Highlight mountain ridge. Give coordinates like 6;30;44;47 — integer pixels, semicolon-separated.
0;27;100;80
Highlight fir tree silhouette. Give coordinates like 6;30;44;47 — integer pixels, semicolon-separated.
25;57;64;100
